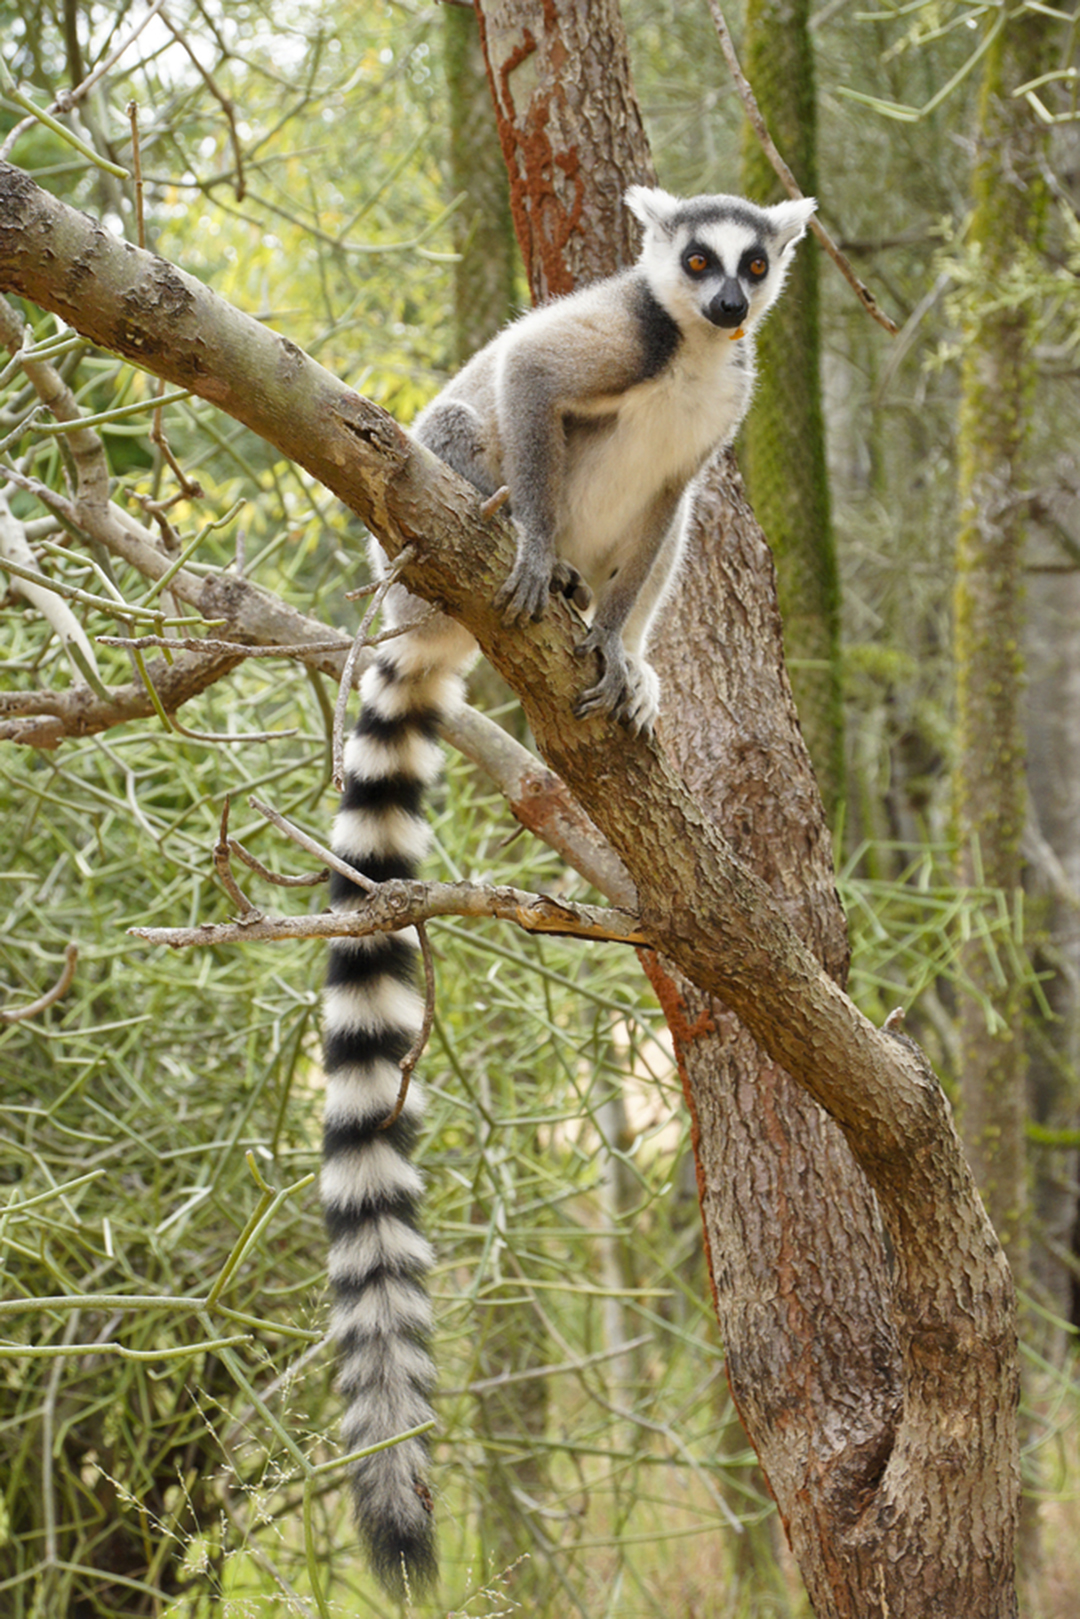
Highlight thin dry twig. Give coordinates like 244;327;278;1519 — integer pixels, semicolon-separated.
1;943;78;1024
479;485;511;520
97;633;355;659
248;795;371;890
213;799;259;918
127;101;145;250
380;921;437;1131
705;0;898;337
227;838;329;889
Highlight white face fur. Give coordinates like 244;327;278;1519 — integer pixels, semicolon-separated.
626;185;817;336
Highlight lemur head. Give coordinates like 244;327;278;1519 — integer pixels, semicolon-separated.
626;186;816;335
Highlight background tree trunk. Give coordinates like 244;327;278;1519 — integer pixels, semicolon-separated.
739;0;844;819
444;2;518;365
953;12;1051;1283
1025;562;1080;1344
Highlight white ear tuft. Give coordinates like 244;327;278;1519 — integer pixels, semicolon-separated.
625;186;682;236
767;196;817;251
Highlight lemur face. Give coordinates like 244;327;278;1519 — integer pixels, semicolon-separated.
626;186;817;336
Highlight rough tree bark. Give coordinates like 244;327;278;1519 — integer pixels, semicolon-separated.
474;0;650;298
0;68;1019;1619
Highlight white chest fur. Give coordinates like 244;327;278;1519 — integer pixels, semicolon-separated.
557;337;753;583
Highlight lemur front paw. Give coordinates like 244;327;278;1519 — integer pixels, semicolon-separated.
494;545;552;624
573;629;661;736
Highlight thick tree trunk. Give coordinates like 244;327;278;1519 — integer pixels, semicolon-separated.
467;4;1019;1614
643;469;899;1617
1025;566;1080;1342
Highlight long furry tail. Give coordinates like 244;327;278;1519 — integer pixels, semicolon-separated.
323;604;474;1594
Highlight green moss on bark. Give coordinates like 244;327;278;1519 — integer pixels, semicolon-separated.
739;0;844;821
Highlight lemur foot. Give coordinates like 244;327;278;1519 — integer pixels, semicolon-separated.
550;560;592;613
574;630;660;736
495;547;591;624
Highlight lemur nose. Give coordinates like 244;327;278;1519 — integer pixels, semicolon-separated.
707;278;749;330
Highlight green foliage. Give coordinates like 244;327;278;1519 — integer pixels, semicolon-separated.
0;711;773;1615
839;838;1054;1064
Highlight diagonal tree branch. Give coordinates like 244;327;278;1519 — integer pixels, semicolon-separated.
0;157;995;1176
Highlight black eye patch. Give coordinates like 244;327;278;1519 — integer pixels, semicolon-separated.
682;243;716;277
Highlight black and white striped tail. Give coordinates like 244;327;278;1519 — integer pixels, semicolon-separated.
323;610;473;1594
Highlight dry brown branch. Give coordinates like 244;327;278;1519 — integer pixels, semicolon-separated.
128;101;145;249
247;795;373;891
0;645;246;748
479;485;511;519
129;881;646;950
704;0;899;336
96;633;358;659
227;838;329;889
213;799;259;917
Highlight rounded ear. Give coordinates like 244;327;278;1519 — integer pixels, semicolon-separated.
767;196;818;251
625;185;682;236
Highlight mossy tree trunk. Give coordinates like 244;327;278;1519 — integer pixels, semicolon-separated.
1025;565;1080;1345
443;1;518;365
952;13;1051;1285
739;0;844;821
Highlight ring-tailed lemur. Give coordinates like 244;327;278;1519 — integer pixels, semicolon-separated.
322;185;815;1592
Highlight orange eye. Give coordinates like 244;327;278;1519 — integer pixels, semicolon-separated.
686;252;709;275
749;257;767;278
